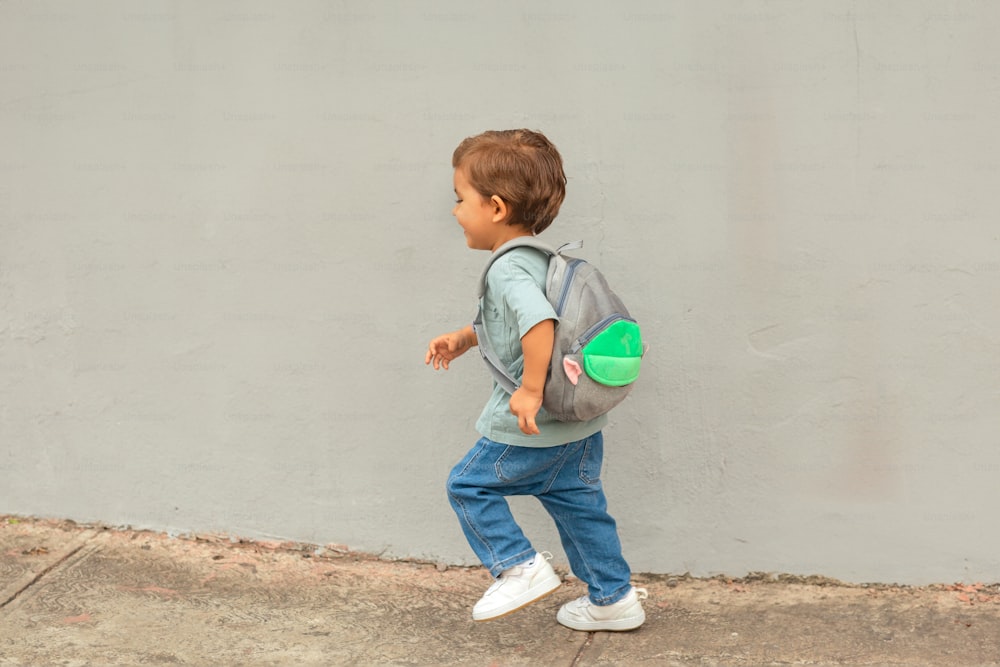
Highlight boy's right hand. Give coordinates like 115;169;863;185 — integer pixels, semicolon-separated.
425;327;476;371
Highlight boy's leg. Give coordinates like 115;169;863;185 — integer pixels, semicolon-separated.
446;437;536;576
536;431;634;605
446;437;565;620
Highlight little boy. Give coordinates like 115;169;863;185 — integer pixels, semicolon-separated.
425;129;646;631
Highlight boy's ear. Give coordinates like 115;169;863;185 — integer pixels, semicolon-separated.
489;195;510;224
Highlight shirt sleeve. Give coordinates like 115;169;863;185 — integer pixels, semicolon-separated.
495;252;557;339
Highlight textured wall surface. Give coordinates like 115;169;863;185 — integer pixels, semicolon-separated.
2;1;998;585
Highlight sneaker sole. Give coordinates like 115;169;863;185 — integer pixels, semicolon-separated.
556;608;646;632
472;576;562;622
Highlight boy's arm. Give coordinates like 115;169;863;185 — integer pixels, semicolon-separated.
509;318;554;436
425;325;477;370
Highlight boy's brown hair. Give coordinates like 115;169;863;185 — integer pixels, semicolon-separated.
452;129;566;235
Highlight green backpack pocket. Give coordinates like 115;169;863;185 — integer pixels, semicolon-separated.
580;318;643;387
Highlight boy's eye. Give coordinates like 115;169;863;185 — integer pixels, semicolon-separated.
455;199;463;204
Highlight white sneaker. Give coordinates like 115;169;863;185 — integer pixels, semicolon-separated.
556;586;648;631
472;552;562;621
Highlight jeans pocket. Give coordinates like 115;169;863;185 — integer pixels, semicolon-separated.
578;439;603;485
495;445;565;484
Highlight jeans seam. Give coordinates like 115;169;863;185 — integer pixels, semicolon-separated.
450;494;497;568
578;440;600;485
541;444;574;494
493;445;514;482
458;439;488;477
549;508;601;597
449;440;499;570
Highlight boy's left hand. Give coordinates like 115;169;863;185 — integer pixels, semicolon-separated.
509;387;543;435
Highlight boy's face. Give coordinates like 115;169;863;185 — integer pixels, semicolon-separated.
453;166;504;251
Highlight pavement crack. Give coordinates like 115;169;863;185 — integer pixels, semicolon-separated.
570;632;595;667
0;533;96;610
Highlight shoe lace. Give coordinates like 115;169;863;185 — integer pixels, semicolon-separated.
634;587;649;601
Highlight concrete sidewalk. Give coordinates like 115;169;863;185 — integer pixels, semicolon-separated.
1;517;998;666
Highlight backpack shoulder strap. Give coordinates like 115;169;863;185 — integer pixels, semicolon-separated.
476;236;564;298
473;238;583;395
473;307;519;394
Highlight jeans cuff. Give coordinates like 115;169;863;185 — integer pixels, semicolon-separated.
591;583;632;606
489;549;536;578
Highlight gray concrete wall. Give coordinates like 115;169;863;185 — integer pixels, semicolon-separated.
2;1;998;585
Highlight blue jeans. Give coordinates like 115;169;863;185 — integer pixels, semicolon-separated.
446;431;633;605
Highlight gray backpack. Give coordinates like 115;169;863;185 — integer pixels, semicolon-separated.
473;237;646;422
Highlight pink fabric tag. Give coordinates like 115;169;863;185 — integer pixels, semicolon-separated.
562;358;583;385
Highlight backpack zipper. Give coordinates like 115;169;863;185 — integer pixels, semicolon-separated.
570;314;636;353
555;258;584;315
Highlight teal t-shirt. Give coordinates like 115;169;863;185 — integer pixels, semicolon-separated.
475;247;607;447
